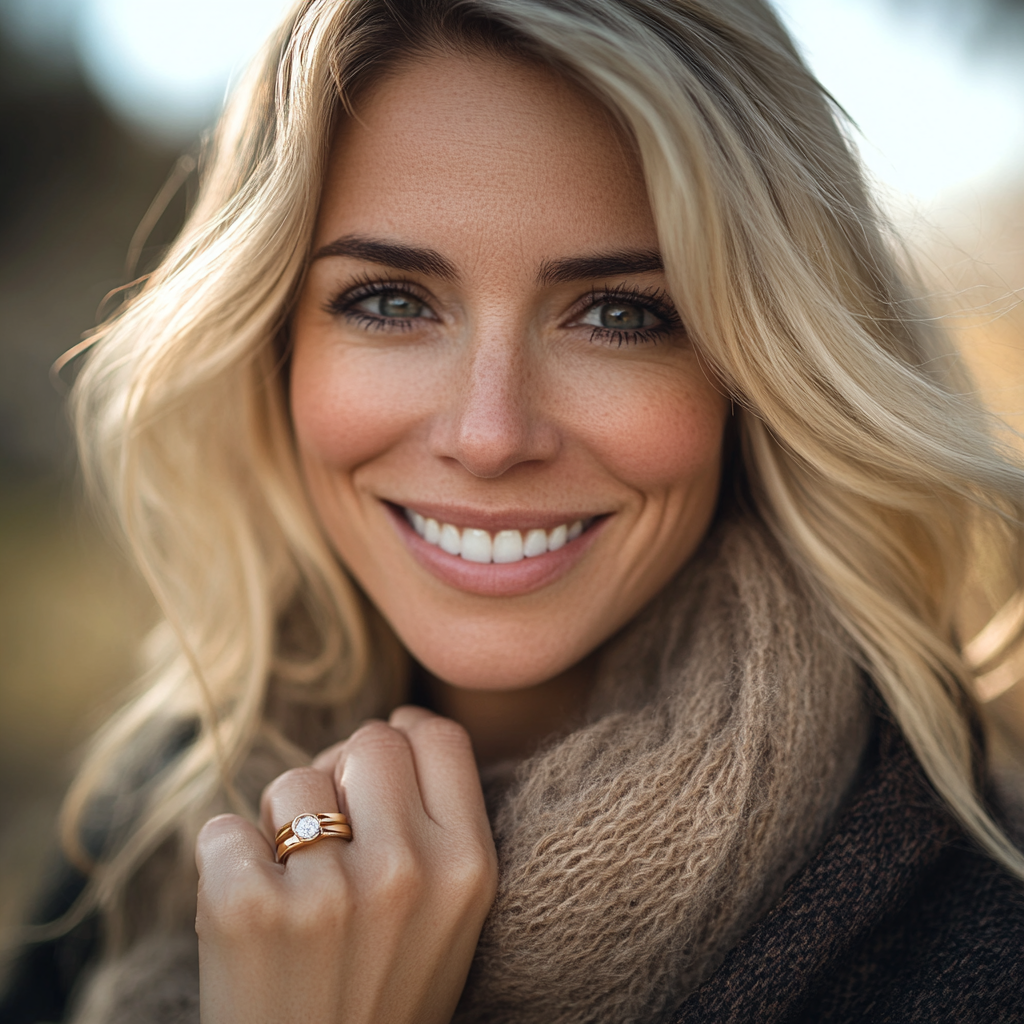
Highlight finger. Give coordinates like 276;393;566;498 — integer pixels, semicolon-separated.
330;720;428;853
193;811;276;884
309;715;386;774
195;815;284;952
259;766;345;871
388;706;490;833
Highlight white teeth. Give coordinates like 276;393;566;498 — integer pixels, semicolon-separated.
424;518;440;544
523;529;548;558
439;523;462;555
405;508;592;564
493;529;524;563
461;528;492;563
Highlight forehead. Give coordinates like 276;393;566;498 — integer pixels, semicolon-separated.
314;50;658;262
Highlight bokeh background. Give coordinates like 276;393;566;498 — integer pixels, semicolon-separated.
1;0;1024;965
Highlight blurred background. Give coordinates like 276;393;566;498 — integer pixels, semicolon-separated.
1;0;1023;957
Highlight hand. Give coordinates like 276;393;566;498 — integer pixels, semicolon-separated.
195;706;498;1024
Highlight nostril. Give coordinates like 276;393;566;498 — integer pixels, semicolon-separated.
434;402;561;479
426;342;560;477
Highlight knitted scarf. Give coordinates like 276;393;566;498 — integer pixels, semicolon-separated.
68;516;868;1024
453;517;868;1023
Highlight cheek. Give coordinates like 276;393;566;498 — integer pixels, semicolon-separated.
567;367;728;494
289;342;420;471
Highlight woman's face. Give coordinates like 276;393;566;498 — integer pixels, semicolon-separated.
291;51;729;691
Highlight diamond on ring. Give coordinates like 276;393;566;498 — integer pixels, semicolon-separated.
275;811;352;863
293;814;323;841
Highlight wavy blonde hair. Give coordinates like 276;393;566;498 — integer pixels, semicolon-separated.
61;0;1024;943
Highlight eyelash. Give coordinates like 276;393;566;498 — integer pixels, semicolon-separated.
325;274;432;333
324;276;682;346
571;285;682;347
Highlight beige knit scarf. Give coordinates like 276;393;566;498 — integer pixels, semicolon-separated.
69;516;868;1024
453;517;868;1024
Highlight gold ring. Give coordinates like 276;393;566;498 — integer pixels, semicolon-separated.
275;812;352;863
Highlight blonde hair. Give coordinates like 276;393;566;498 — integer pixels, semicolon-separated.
63;0;1024;942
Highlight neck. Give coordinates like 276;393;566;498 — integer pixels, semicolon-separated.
424;658;596;766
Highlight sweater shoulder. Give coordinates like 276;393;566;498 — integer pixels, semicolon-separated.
799;842;1024;1023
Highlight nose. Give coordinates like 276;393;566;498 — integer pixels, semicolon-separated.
428;329;559;478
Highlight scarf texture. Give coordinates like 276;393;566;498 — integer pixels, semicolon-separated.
67;516;869;1024
454;517;868;1023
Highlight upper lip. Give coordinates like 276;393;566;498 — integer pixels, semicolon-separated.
386;500;605;533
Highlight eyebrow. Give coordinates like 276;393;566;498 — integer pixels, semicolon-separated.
537;249;664;285
312;235;664;287
312;235;458;280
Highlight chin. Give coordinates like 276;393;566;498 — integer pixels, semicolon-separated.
410;637;588;692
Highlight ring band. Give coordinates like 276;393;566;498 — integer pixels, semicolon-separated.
275;812;352;863
274;812;351;844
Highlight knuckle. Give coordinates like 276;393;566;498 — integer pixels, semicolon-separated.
195;813;238;853
262;766;329;803
195;815;269;876
369;847;425;906
415;715;473;752
347;720;410;757
447;842;499;900
260;767;335;824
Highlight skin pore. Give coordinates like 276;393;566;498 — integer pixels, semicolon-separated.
289;49;730;762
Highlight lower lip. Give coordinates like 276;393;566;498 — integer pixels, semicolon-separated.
385;504;608;598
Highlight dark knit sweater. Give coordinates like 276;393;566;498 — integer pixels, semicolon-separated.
671;719;1024;1023
2;719;1022;1024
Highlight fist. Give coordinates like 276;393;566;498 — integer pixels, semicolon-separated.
195;706;498;1024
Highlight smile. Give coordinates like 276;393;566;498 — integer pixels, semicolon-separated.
403;508;593;564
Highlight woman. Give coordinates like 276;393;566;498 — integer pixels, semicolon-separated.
4;0;1024;1021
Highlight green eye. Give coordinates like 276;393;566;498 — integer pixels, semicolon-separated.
333;283;438;329
375;293;423;318
599;302;646;330
578;299;658;332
